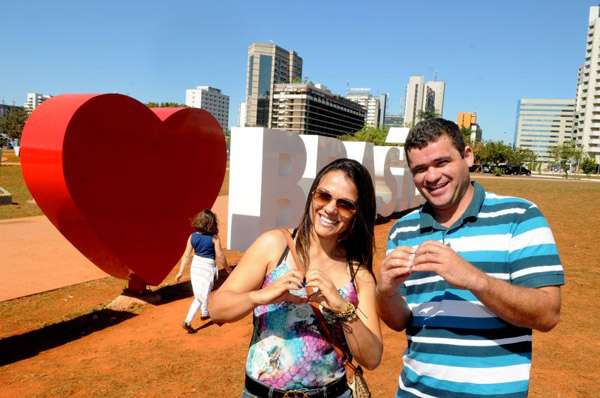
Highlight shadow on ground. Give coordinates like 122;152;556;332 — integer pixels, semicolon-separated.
0;308;136;366
0;270;233;366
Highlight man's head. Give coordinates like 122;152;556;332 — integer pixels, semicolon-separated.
404;118;466;159
404;118;474;218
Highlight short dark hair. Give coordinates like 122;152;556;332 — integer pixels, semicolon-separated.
404;118;465;161
295;158;376;275
191;209;218;235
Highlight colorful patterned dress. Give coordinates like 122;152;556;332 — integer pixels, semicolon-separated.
245;259;358;389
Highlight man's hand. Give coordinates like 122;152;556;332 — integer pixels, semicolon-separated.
412;241;487;291
378;246;416;297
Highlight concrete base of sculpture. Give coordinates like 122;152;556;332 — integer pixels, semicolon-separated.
0;186;12;205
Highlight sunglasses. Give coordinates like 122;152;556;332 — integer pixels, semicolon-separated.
312;189;357;218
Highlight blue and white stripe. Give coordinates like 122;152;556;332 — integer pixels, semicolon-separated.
389;182;564;397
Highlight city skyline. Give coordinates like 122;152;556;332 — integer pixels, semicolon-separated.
1;1;591;144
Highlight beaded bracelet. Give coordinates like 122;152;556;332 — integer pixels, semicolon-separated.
334;302;357;322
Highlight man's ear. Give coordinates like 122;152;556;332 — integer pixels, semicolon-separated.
463;146;474;167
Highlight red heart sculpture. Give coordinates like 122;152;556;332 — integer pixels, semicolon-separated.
20;94;226;285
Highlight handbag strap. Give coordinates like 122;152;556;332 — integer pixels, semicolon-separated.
280;229;358;375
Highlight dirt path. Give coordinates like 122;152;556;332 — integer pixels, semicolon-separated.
1;178;599;397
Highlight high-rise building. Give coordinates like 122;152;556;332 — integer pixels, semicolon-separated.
384;114;404;128
346;88;383;128
515;98;575;167
457;112;478;129
238;102;247;127
25;92;51;112
378;93;388;129
457;112;482;143
270;83;365;137
245;42;302;128
403;76;445;127
403;76;425;127
574;6;600;162
185;86;230;131
423;81;445;116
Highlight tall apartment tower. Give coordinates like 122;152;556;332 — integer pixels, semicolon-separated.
245;42;302;128
403;76;425;127
574;6;600;162
185;86;230;131
515;98;575;167
346;88;383;128
424;81;445;117
25;92;51;112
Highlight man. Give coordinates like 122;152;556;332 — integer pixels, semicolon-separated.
377;118;563;397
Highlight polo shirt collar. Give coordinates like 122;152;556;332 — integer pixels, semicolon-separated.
419;181;485;230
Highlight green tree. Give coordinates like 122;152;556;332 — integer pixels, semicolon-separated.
484;141;513;166
339;126;390;146
509;147;536;173
459;127;472;146
581;156;598;175
0;107;29;140
417;110;439;121
146;102;186;107
549;142;579;178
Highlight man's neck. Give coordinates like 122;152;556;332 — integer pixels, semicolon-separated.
433;182;475;228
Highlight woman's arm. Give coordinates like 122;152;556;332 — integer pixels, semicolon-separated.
212;235;232;273
306;266;383;370
175;236;194;282
341;268;383;370
208;230;305;323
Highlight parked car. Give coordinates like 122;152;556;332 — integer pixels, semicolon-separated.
503;164;531;176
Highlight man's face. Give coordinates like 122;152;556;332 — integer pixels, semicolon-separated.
407;134;474;214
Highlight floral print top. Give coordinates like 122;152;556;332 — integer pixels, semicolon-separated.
245;259;359;389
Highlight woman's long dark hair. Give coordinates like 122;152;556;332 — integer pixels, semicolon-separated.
295;158;376;276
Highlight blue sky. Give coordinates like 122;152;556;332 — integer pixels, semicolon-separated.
0;1;593;143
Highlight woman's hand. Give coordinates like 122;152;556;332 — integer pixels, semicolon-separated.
305;268;347;312
175;272;183;283
249;269;306;306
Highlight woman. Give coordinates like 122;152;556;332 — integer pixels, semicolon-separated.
176;209;231;333
209;158;382;397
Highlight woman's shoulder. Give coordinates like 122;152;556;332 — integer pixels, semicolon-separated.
244;229;289;257
350;263;376;287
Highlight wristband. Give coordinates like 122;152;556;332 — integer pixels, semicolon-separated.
334;301;357;322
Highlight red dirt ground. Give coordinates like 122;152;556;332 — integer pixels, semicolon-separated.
1;176;599;397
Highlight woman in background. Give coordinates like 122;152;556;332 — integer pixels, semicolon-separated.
176;209;231;333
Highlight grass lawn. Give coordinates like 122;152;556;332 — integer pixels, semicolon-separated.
0;162;229;220
0;165;42;220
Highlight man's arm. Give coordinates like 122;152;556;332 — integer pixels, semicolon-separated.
412;241;561;331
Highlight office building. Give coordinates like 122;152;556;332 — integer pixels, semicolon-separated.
185;86;229;131
239;102;247;127
457;112;478;129
0;104;23;118
574;6;600;162
384;114;404;128
403;76;425;127
423;81;445;116
514;98;575;166
457;112;482;143
345;88;383;128
403;75;445;127
25;92;51;112
378;93;388;128
270;83;365;137
245;42;302;128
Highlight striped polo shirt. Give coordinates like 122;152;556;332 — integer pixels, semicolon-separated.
387;181;564;398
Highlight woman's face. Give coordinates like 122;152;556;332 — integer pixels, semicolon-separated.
310;170;358;240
